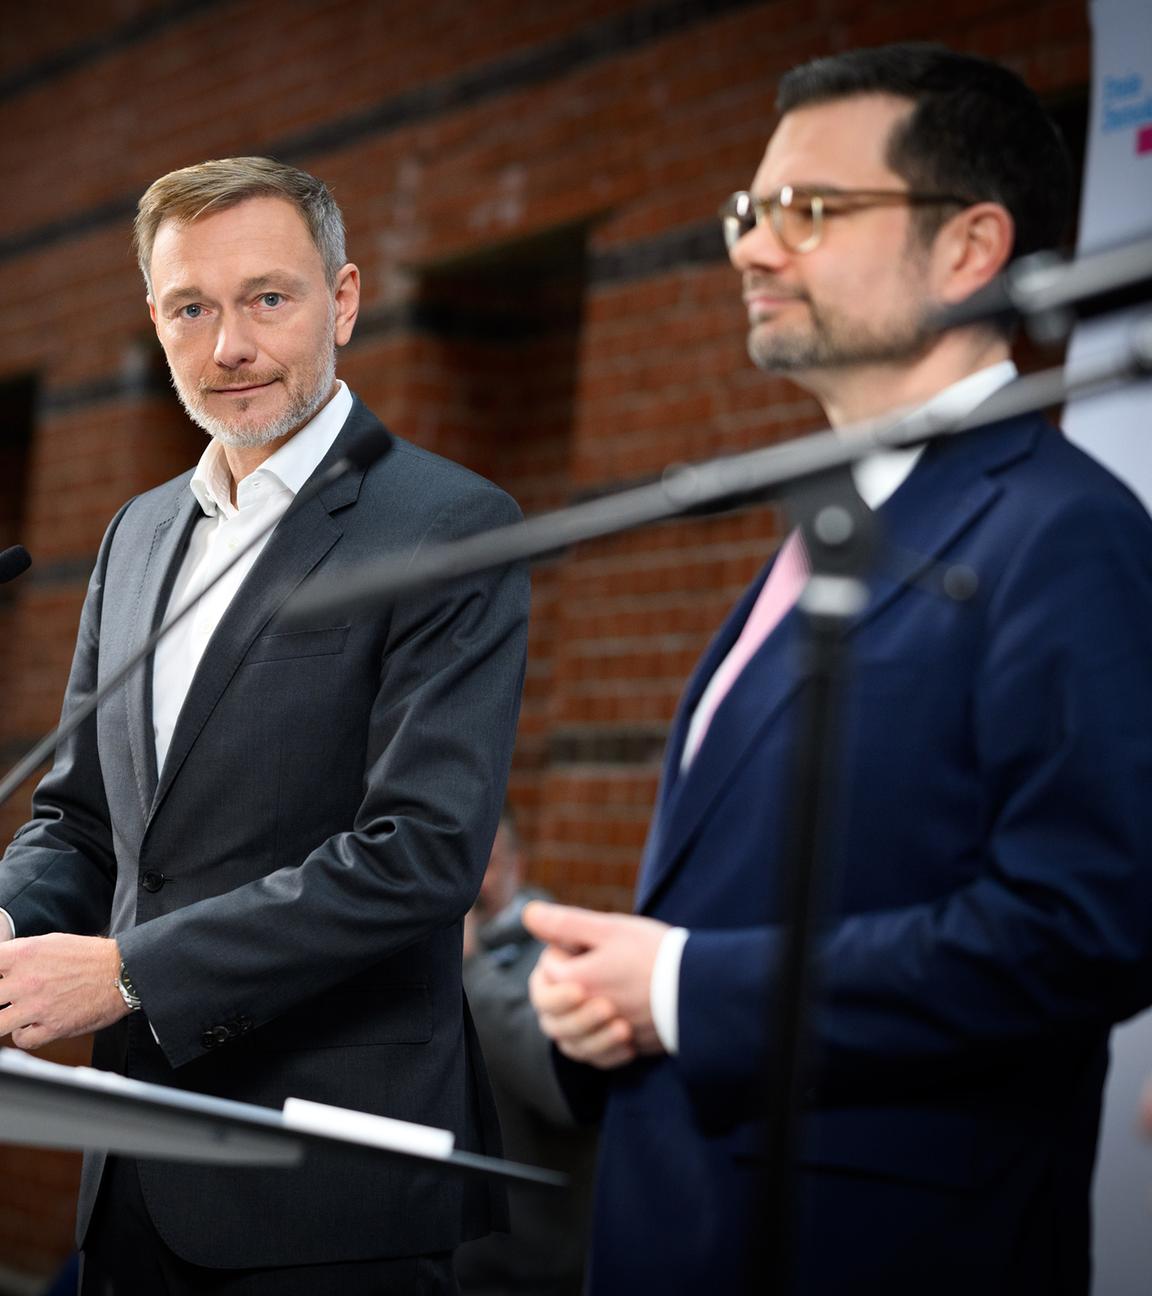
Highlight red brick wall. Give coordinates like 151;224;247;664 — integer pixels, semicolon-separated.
0;0;1089;1281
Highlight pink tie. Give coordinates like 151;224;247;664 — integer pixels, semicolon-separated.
680;530;809;770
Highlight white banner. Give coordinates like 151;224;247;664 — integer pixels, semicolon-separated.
1063;0;1152;508
1068;6;1152;1295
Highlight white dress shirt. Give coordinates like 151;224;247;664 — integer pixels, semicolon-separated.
152;382;352;773
650;360;1018;1053
0;382;353;942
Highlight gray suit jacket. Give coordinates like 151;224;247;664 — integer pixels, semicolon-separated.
0;395;529;1268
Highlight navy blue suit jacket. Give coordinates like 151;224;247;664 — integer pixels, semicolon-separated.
571;415;1152;1295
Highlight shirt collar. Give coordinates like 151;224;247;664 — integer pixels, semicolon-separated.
189;380;354;517
851;359;1018;510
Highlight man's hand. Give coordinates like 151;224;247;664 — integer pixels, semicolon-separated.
0;934;130;1050
524;901;669;1070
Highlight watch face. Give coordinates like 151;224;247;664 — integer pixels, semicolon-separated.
117;964;141;1009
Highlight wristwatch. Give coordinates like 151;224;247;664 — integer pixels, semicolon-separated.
115;961;142;1012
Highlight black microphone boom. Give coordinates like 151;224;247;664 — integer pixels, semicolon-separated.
0;546;31;585
283;319;1152;629
931;234;1152;343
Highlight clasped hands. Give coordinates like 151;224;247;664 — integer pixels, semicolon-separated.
0;934;131;1051
524;901;669;1070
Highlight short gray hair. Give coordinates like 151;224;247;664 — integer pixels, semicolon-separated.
134;156;347;292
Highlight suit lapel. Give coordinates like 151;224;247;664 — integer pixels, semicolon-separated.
846;416;1038;635
636;604;803;912
636;413;1046;913
635;552;788;910
124;490;202;820
664;571;768;776
148;415;370;822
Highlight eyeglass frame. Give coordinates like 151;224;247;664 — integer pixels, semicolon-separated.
719;186;975;254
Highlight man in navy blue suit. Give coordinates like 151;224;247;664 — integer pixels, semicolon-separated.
526;43;1152;1295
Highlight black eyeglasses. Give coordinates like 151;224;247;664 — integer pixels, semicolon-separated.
719;186;973;254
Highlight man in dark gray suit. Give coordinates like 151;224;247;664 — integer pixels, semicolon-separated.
0;157;528;1294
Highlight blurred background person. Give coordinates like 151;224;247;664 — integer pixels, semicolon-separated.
457;812;598;1296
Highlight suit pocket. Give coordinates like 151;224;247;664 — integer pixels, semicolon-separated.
245;626;350;664
253;982;432;1050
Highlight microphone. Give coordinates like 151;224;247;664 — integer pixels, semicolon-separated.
333;424;393;472
0;425;392;809
0;546;31;585
930;236;1152;344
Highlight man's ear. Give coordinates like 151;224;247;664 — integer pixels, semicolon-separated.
147;296;158;329
932;202;1015;305
333;263;361;347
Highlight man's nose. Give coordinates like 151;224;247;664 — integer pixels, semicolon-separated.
728;217;791;275
212;311;258;369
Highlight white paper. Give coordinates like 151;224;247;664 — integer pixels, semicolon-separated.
282;1096;455;1161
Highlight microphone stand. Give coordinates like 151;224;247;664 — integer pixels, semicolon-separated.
276;312;1152;1294
749;465;879;1293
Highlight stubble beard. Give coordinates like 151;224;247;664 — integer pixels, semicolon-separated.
172;319;338;450
747;295;934;375
745;235;937;378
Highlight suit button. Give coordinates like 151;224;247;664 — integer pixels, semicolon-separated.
201;1026;230;1049
140;871;166;893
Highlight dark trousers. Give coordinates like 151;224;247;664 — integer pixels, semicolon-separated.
80;1157;458;1296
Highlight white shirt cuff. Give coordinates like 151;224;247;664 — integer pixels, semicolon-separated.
0;908;14;941
650;926;689;1055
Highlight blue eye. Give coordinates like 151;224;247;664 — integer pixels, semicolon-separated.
180;303;203;319
260;293;283;308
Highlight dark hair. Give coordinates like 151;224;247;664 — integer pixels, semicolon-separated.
777;43;1074;261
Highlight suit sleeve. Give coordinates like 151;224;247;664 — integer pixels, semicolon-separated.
676;486;1152;1104
118;482;530;1067
0;503;131;938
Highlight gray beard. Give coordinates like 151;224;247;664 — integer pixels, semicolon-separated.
172;346;337;449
